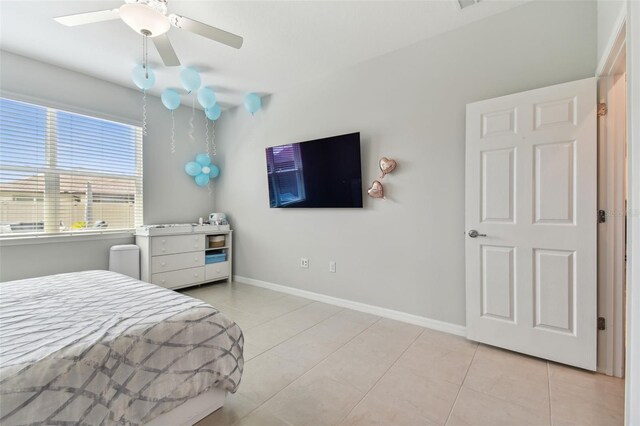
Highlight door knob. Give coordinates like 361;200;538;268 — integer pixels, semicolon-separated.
468;229;487;238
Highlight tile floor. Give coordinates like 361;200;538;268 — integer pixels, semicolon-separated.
182;281;625;426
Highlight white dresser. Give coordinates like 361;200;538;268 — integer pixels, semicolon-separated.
136;225;232;290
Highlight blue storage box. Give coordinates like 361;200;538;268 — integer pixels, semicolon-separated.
205;253;227;264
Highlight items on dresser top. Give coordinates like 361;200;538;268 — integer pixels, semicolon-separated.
136;225;232;290
136;223;230;236
209;212;229;226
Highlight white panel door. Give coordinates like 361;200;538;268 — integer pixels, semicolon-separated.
465;77;597;370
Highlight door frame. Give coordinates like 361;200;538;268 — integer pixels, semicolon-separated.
596;20;626;378
625;1;640;425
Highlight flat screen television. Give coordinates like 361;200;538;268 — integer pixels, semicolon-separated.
265;132;363;208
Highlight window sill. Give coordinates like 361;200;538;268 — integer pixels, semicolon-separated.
0;230;135;246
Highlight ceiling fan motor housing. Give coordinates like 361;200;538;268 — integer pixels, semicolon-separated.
125;0;168;15
120;1;170;37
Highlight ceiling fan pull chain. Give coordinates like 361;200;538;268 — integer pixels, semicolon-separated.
142;90;147;136
144;34;149;78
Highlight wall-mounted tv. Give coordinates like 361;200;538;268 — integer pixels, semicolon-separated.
265;132;363;208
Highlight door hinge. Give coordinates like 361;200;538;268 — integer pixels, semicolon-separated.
598;209;606;223
598;102;607;117
598;317;606;330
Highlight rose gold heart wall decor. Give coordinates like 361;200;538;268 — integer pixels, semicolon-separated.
367;180;385;199
379;157;397;178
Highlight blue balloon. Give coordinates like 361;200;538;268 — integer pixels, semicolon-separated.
185;161;201;177
195;173;210;187
244;93;261;115
161;89;181;111
195;153;211;167
131;65;155;90
208;164;220;179
197;87;217;109
205;104;221;121
180;67;201;93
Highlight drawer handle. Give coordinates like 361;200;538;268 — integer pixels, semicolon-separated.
161;262;166;266
194;258;199;262
161;239;166;244
194;273;199;277
194;245;198;248
161;248;166;252
161;279;166;284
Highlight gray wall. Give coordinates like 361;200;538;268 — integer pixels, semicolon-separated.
214;0;597;326
0;51;216;281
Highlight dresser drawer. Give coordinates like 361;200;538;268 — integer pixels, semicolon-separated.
151;234;205;256
205;261;230;281
151;267;205;289
152;252;204;273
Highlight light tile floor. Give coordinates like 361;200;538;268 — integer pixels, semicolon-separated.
183;281;625;426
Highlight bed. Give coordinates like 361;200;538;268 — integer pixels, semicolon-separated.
0;270;244;425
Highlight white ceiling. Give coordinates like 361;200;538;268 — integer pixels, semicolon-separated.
0;0;529;109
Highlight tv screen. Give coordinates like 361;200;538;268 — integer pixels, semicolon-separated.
265;132;363;208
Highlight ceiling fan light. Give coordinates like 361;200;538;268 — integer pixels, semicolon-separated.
119;4;170;37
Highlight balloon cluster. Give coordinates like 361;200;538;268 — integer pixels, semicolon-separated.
368;157;398;199
132;65;265;118
131;65;222;122
185;153;220;187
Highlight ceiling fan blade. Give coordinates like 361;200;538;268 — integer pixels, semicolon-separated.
169;14;243;49
153;33;180;66
54;9;120;26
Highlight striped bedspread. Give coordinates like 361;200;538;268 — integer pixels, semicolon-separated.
0;270;243;425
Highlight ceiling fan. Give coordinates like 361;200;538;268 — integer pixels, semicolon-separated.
54;0;243;67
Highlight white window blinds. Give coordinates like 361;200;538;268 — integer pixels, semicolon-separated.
0;97;143;235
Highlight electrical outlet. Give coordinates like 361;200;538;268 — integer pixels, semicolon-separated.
329;261;336;273
301;258;309;269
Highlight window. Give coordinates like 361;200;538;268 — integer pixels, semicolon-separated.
0;98;143;235
266;144;306;207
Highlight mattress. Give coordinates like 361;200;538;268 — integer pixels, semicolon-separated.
0;270;244;425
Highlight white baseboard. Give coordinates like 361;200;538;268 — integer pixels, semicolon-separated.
234;275;466;337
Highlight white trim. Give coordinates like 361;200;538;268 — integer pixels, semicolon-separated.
596;4;627;77
596;74;627;378
0;231;134;246
625;1;640;424
235;276;467;337
596;19;627;378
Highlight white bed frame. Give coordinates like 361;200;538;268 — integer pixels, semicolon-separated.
146;388;227;426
